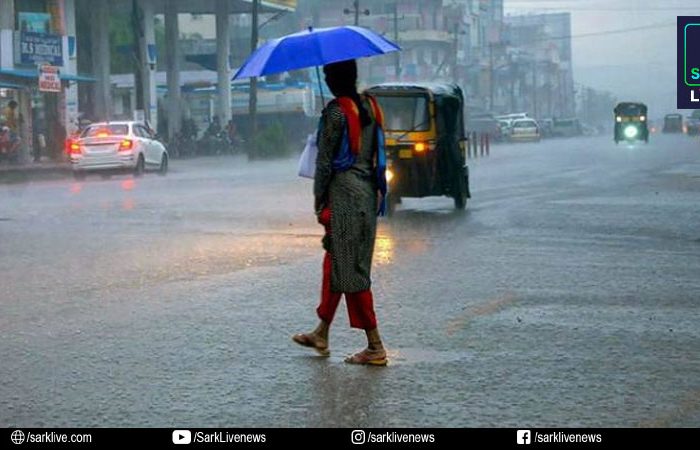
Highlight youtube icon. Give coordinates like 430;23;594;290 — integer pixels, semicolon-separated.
172;430;191;445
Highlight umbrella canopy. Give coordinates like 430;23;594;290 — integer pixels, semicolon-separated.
233;26;400;80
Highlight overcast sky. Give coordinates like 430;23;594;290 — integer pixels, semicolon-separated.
505;0;696;117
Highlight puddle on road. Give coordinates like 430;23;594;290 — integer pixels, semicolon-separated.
384;347;473;366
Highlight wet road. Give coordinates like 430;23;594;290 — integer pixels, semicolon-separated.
1;134;699;427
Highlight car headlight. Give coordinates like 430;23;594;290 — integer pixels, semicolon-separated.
624;125;639;139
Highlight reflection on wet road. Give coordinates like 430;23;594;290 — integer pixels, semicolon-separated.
1;136;699;427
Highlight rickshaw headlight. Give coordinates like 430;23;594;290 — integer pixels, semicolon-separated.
616;116;622;123
640;116;646;122
624;125;639;139
414;142;426;152
386;168;394;183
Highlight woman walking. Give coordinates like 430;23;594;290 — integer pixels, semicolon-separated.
293;59;388;366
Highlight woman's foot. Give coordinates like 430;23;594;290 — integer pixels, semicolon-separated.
292;332;330;357
344;348;388;366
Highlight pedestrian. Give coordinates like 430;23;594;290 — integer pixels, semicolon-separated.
292;59;389;366
3;100;19;133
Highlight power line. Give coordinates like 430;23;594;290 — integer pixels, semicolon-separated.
521;21;676;42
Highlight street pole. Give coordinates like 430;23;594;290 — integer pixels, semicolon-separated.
532;62;538;118
249;0;259;155
354;0;359;26
453;25;459;84
489;43;494;111
394;2;400;79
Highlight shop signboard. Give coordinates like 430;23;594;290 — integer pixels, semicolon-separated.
18;12;51;33
39;64;61;93
20;32;64;66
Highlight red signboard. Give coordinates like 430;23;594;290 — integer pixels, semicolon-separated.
39;64;61;92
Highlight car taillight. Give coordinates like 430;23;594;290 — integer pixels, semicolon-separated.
119;139;134;151
68;141;81;154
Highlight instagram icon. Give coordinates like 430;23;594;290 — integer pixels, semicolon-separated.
517;430;531;444
351;430;366;444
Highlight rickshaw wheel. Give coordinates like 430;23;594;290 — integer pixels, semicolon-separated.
454;174;468;210
386;195;399;217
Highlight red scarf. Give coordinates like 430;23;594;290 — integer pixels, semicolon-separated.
336;96;384;155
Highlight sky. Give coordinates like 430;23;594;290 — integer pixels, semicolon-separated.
505;0;697;117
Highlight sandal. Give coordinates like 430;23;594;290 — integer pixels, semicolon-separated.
292;333;330;357
344;348;388;366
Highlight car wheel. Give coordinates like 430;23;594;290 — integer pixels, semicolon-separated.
73;171;86;180
134;154;145;177
159;153;168;176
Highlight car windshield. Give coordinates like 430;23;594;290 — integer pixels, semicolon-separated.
616;104;645;116
373;95;430;132
513;121;536;128
82;124;129;137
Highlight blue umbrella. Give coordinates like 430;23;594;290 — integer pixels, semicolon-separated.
233;26;400;80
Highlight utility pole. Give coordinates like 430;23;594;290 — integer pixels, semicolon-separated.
344;1;369;27
532;61;538;118
489;43;494;111
394;2;400;79
249;0;259;154
453;24;459;84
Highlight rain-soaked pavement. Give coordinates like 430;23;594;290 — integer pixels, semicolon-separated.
1;134;699;427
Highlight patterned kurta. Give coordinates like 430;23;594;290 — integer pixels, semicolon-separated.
314;97;379;293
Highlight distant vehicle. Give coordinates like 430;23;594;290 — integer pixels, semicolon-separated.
551;118;583;137
496;112;529;121
685;110;700;135
509;118;541;142
466;112;500;138
614;102;648;144
662;114;683;133
497;119;513;140
538;118;555;138
69;121;169;179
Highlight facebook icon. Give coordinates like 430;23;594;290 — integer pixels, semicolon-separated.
517;430;531;445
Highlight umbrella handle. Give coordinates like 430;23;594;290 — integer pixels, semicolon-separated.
315;65;325;110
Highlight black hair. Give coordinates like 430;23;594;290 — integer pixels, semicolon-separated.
323;60;371;127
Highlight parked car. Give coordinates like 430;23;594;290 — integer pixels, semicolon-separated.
497;119;513;140
68;121;169;179
509;118;541;142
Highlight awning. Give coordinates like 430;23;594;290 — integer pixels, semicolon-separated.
0;80;24;89
0;68;96;82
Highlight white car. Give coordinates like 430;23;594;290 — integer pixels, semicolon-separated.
509;118;541;142
69;121;168;179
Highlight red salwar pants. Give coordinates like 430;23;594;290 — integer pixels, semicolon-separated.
316;207;377;330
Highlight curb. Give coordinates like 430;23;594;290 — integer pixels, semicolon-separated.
0;165;72;184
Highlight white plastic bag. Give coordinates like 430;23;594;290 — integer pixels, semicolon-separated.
298;132;318;179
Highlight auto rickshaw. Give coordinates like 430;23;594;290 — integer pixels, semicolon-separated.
662;113;683;133
365;83;470;215
614;102;648;143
